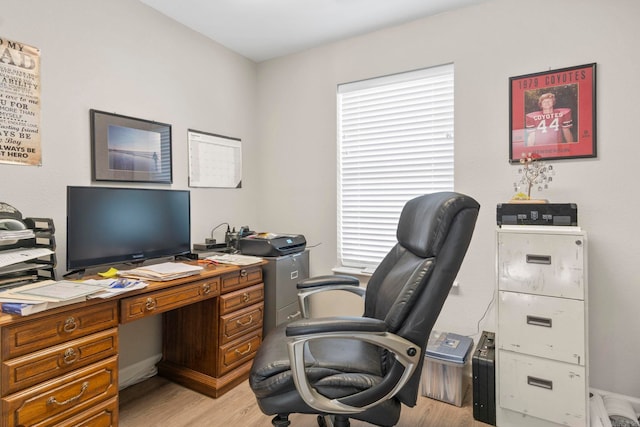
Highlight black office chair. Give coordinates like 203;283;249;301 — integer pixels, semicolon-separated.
249;192;480;427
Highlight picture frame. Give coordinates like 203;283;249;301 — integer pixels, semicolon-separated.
509;63;596;163
90;109;172;183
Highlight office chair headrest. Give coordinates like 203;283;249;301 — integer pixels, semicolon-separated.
396;192;480;258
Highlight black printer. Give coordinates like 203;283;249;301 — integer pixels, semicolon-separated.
238;233;306;257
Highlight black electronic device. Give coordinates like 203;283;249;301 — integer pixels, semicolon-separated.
496;203;577;226
473;331;496;425
238;233;306;257
66;186;191;272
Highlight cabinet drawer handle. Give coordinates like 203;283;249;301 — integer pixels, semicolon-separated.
527;376;553;390
241;292;250;303
234;342;252;356
145;298;157;311
63;348;79;365
240;269;248;278
526;315;552;328
47;381;89;406
236;315;253;326
526;254;551;264
202;283;211;295
287;311;301;321
63;317;78;333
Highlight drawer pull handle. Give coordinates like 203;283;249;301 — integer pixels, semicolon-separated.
526;254;551;265
287;311;301;321
202;283;211;295
63;317;78;333
47;381;89;406
236;315;253;326
240;269;248;278
242;292;250;303
526;315;552;328
527;376;553;390
235;343;252;356
63;348;79;365
145;298;157;311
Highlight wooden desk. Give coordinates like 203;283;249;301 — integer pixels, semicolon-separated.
0;262;265;427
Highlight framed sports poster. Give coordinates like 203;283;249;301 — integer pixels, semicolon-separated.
509;63;596;163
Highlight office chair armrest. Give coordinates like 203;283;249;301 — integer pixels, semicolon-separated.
297;275;365;318
297;274;360;290
285;316;386;336
286;320;421;415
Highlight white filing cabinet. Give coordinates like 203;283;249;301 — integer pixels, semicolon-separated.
496;226;588;427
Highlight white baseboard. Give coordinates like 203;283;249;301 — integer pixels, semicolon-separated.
591;387;640;416
119;353;162;390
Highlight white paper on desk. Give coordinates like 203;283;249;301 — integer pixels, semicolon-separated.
9;280;104;302
119;262;203;280
83;279;148;299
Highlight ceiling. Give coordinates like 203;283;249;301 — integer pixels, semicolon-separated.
139;0;487;62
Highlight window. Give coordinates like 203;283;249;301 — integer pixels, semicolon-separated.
337;64;454;269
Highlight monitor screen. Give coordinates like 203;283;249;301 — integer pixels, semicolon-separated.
66;186;191;272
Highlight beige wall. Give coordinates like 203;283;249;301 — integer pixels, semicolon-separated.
0;0;260;383
254;0;640;398
1;0;639;399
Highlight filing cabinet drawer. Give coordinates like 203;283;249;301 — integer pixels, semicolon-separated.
499;351;586;427
2;302;118;360
497;231;585;299
56;396;118;427
219;283;264;315
120;278;219;323
2;328;118;395
498;291;585;365
220;266;262;293
2;356;118;427
277;302;302;326
218;332;262;375
219;303;264;345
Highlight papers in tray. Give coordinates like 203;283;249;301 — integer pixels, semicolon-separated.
0;247;54;269
205;253;263;266
118;261;203;281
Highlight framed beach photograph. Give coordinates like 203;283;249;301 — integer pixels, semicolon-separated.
91;109;172;183
509;63;596;163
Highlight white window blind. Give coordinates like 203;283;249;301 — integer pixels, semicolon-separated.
337;64;454;269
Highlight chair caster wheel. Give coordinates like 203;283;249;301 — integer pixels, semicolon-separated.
317;415;327;427
272;414;291;426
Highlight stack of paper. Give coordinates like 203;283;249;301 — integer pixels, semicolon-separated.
0;278;149;316
118;262;203;281
0;279;103;316
205;253;263;266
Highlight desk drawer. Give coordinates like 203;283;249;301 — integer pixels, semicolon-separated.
120;277;219;323
2;328;118;395
2;356;118;427
220;267;262;293
2;302;118;360
56;395;118;427
220;303;264;345
218;332;262;375
219;283;264;315
499;351;586;427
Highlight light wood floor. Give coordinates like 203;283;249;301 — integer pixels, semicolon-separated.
119;375;493;427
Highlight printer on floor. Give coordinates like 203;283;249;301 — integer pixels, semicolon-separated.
238;233;306;257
